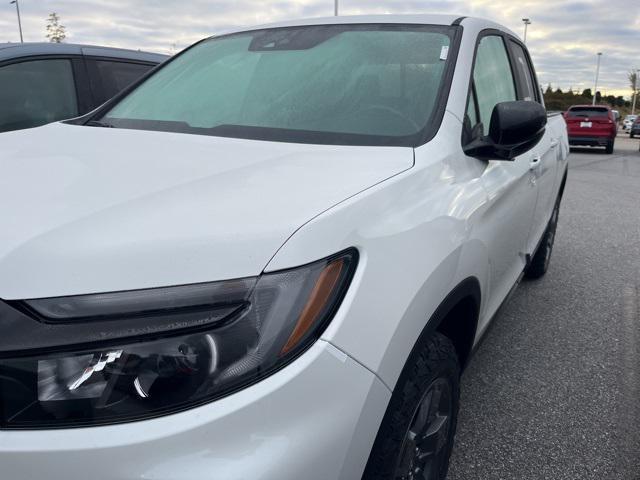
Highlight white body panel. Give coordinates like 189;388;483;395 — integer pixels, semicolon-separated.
0;124;411;299
0;14;569;480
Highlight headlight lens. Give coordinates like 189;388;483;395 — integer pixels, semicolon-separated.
0;249;357;428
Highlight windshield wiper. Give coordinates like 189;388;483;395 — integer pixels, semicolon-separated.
86;120;115;128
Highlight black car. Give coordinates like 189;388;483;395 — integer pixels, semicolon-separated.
630;117;640;138
0;43;167;133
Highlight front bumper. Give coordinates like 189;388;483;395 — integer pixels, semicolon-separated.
0;340;390;480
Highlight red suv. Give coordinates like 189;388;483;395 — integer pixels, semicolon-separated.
564;105;617;153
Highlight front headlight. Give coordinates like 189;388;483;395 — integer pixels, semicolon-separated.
0;249;357;428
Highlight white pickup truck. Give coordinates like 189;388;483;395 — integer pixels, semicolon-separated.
0;14;568;480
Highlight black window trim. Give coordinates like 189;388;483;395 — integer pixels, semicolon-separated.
72;57;93;114
69;23;465;148
469;82;480;124
462;28;524;148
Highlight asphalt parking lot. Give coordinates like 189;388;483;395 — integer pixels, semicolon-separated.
448;134;640;480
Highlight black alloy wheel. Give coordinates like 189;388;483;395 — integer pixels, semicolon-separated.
394;378;453;480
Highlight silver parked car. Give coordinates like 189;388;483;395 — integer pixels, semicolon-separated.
622;114;637;131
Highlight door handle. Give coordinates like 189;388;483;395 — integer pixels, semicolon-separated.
550;140;559;148
529;156;541;170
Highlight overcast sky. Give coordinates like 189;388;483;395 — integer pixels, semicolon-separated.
1;0;638;97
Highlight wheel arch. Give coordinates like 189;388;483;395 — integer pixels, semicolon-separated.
360;277;481;479
414;277;481;373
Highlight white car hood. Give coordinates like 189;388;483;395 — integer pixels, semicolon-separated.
0;123;412;299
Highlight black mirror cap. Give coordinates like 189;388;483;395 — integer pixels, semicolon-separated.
488;101;547;159
464;101;547;161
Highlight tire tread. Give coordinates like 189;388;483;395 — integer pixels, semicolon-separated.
362;333;460;480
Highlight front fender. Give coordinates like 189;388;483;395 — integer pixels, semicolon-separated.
265;126;491;390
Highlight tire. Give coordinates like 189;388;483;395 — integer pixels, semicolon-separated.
631;133;635;139
524;200;560;279
605;140;614;154
362;333;460;480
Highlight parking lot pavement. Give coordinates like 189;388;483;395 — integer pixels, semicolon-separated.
448;135;640;480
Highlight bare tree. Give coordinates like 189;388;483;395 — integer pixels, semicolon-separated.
46;13;66;43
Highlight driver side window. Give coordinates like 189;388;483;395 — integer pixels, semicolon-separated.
0;59;78;133
466;35;517;136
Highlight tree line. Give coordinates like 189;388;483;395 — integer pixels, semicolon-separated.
543;72;638;114
542;85;631;112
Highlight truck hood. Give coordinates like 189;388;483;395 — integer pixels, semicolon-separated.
0;123;412;299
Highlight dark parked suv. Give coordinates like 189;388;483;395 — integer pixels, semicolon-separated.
0;43;167;133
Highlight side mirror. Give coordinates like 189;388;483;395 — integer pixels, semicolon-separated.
464;101;547;160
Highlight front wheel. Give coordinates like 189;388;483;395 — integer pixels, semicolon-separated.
630;133;635;139
362;333;460;480
525;200;560;279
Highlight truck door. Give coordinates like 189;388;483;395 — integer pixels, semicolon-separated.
464;33;539;324
507;39;559;254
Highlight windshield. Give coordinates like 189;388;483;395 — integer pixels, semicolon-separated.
100;24;456;146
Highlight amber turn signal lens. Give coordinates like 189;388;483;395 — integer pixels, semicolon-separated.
280;258;345;355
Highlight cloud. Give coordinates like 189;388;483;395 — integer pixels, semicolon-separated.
1;0;638;96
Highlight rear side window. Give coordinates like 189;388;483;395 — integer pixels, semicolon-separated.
469;35;517;133
0;59;78;133
88;60;154;106
567;107;609;117
509;41;538;102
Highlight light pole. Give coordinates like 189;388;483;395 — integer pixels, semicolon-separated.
334;0;338;16
592;52;602;106
522;18;531;44
632;69;638;116
9;0;23;43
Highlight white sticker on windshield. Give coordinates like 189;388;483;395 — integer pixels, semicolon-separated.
440;45;449;61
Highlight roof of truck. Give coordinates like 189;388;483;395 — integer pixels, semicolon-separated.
216;14;518;39
0;42;167;64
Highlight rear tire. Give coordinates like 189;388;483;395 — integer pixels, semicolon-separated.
362;333;460;480
605;140;614;154
525;200;560;279
630;133;635;139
